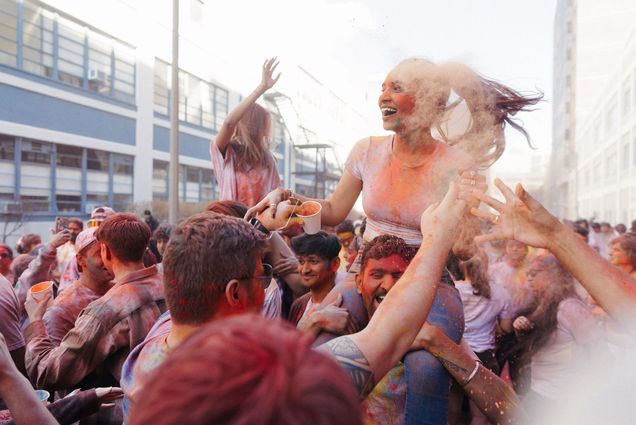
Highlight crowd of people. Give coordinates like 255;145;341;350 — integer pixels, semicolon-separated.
0;57;635;425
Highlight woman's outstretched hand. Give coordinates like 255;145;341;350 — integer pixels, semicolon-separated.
470;178;561;249
244;188;290;220
259;57;281;92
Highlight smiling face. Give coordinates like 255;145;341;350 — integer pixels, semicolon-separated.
379;59;447;133
356;254;410;318
297;254;337;290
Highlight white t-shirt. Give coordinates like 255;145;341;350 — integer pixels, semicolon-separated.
456;280;514;352
530;298;602;400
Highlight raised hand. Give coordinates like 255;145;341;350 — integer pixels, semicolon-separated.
50;229;71;249
259;57;281;92
470;178;561;249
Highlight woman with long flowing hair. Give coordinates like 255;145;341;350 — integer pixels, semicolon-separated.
513;254;601;410
455;252;514;425
210;58;282;207
249;57;542;425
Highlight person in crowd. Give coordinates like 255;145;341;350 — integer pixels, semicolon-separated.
471;179;636;336
8;254;35;287
589;222;614;259
55;218;83;281
205;200;306;318
0;273;25;376
249;57;539;425
487;240;531;392
128;315;363;425
59;207;116;293
0;334;123;425
0;245;13;283
614;223;627;235
121;212;267;420
27;228;114;346
87;207;115;229
152;223;173;261
121;204;300;420
14;229;72;323
573;224;589;243
24;213;165;404
455;253;514;425
288;232;342;326
142;210;159;233
609;232;636;279
335;220;357;269
340;234;517;425
210;58;282;207
511;254;602;410
15;233;42;256
489;240;532;312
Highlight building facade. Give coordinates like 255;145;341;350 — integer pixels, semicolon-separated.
548;0;636;220
0;0;363;243
576;29;636;224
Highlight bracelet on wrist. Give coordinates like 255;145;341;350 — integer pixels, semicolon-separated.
248;217;270;236
462;361;481;386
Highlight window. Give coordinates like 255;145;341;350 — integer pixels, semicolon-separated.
606;95;618;134
152;160;168;199
21;139;52;212
605;145;617;181
0;135;15;200
153;60;170;115
214;86;228;129
153;58;230;130
0;0;18;67
623;76;632;117
622;138;630;171
55;145;82;212
0;1;135;103
111;153;133;211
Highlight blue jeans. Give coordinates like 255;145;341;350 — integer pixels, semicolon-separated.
404;278;464;425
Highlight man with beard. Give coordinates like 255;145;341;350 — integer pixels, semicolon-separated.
55;218;83;281
26;227;115;345
354;235;521;425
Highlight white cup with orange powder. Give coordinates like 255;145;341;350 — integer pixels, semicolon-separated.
29;281;54;302
295;201;322;235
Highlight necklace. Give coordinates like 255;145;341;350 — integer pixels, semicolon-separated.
390;135;439;169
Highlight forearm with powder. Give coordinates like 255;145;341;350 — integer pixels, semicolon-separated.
548;224;636;334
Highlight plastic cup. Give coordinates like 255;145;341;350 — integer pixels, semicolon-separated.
296;201;322;235
35;389;50;404
29;281;53;302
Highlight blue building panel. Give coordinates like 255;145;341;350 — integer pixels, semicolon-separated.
0;83;135;145
153;125;212;161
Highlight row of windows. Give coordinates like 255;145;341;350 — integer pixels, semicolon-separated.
154;59;229;130
0;0;136;102
581;71;636;151
0;134;133;214
581;128;636;189
152;159;218;204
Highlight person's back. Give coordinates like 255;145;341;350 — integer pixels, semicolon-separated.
25;213;165;393
121;212;268;421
